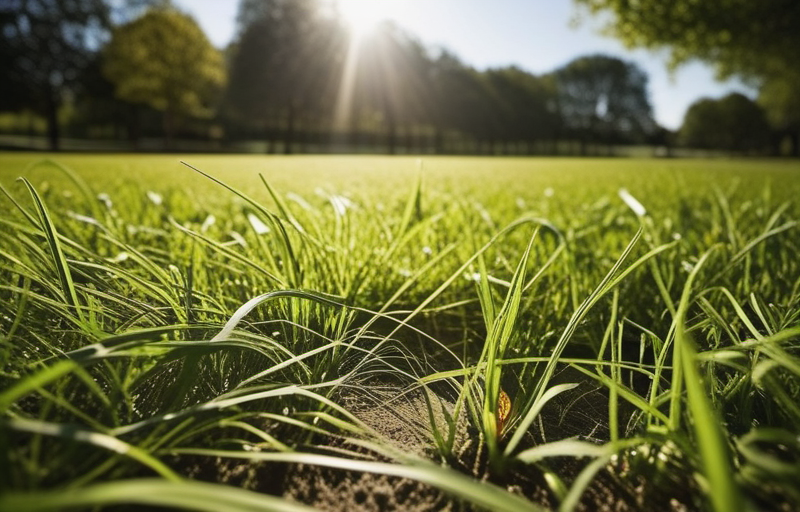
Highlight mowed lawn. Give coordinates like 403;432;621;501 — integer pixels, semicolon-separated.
1;152;799;511
2;152;798;199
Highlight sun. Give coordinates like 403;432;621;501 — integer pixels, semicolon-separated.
335;0;404;38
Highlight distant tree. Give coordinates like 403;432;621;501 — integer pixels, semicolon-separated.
353;22;433;154
72;56;147;146
103;7;226;148
226;0;344;153
554;54;654;154
0;0;151;150
428;52;497;153
679;93;771;153
484;67;559;153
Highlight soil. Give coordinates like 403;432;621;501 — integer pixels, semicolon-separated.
177;366;706;511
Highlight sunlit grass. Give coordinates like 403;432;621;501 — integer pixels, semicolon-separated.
1;154;799;511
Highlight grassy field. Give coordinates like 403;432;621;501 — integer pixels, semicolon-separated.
1;153;799;511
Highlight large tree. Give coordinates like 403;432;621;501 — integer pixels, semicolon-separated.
573;0;800;155
0;0;150;150
574;0;798;80
426;53;492;153
484;67;559;153
352;22;433;154
226;0;344;153
554;54;654;153
103;7;226;148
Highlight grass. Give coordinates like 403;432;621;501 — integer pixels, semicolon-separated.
1;153;799;511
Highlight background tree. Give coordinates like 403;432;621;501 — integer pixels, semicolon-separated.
226;0;344;153
103;7;226;148
554;54;654;154
352;22;433;154
428;53;497;154
573;0;800;155
679;93;771;153
484;67;558;154
0;0;151;150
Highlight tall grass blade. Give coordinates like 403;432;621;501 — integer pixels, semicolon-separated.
0;478;318;512
18;178;84;323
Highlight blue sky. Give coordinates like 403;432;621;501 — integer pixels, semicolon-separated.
174;0;755;130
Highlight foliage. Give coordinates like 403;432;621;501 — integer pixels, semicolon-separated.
225;0;344;152
485;67;560;147
223;0;657;155
554;54;655;150
758;73;800;156
102;7;226;145
680;93;771;153
351;22;434;153
574;0;800;155
573;0;799;82
0;0;151;149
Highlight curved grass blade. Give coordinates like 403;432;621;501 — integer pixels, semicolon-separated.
0;478;317;512
6;417;180;481
18;178;84;323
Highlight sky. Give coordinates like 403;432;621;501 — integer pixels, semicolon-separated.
174;0;755;131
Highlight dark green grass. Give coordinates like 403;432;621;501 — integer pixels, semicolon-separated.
1;154;799;511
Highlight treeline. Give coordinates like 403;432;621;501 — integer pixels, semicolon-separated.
222;0;657;155
0;0;793;155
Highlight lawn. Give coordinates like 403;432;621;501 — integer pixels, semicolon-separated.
1;153;799;511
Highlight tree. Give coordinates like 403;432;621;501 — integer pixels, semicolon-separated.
554;54;654;154
352;22;433;154
103;7;226;147
484;67;559;153
573;0;800;155
679;93;771;153
428;52;497;154
226;0;344;153
573;0;799;81
0;0;151;150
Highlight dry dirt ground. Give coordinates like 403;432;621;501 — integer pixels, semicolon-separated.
179;367;705;511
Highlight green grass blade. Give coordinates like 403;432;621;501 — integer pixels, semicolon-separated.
17;178;84;323
6;417;180;482
0;478;317;512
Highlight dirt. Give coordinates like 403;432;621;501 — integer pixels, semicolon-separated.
176;368;704;511
283;372;698;512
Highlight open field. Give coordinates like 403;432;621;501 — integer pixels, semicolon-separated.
1;154;799;511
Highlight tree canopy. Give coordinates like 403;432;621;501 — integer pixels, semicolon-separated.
225;0;344;153
0;0;150;149
573;0;799;82
679;93;770;153
103;7;226;146
554;54;654;152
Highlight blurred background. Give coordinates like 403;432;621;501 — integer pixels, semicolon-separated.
1;0;797;156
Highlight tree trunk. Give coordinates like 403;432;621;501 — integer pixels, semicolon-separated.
163;107;176;150
128;104;141;151
284;104;296;155
387;119;397;155
265;117;275;154
45;84;60;151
